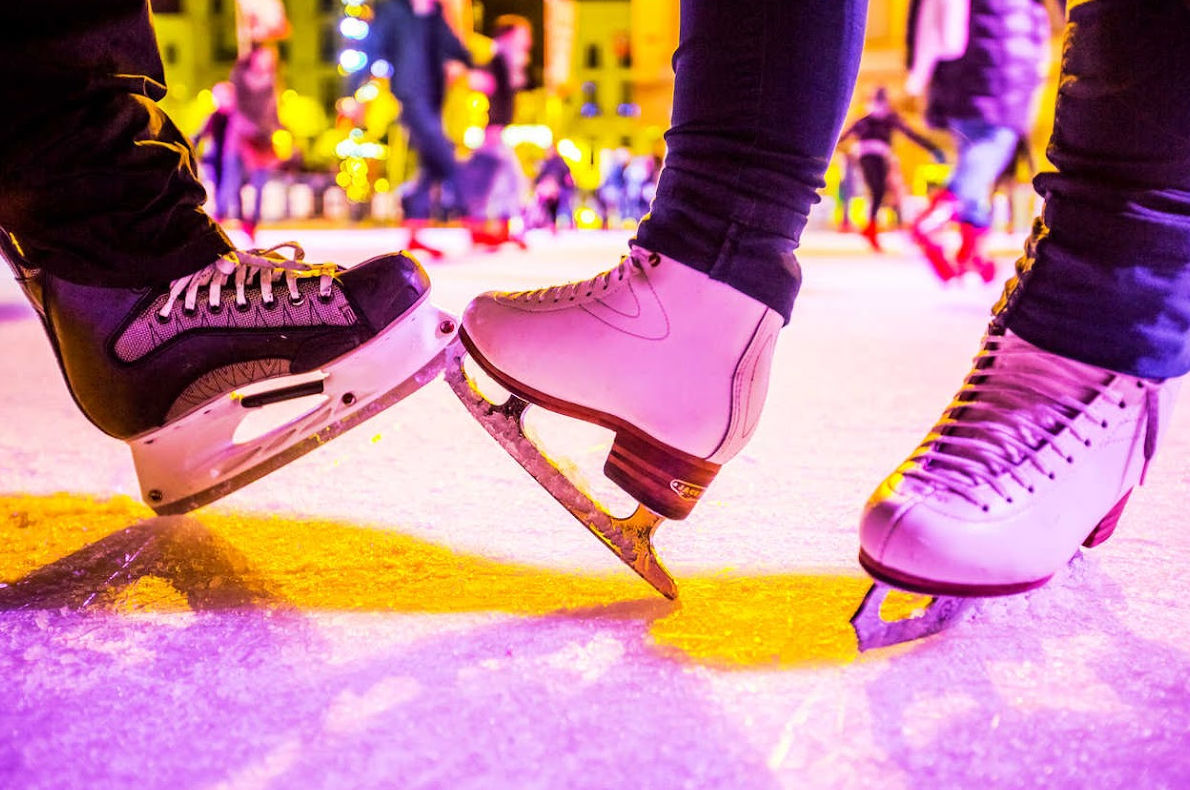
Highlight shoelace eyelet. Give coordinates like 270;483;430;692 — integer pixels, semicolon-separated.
317;292;334;304
155;312;171;325
262;298;277;311
208;302;223;315
234;300;251;313
290;295;306;307
182;306;197;317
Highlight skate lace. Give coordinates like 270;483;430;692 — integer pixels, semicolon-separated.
510;248;660;304
157;242;339;319
906;334;1160;507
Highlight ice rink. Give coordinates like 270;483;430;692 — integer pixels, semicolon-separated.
2;228;1188;789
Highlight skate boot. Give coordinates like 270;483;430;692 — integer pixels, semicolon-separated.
851;329;1179;647
861;220;883;253
955;222;995;283
1;231;457;514
910;190;958;282
446;246;782;597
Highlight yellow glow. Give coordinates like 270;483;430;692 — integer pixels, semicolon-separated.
374;178;391;193
575;207;601;229
335;171;351;188
0;494;879;667
271;129;295;161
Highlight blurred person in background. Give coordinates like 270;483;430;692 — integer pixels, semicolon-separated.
192;81;236;223
837;86;944;252
362;0;475;257
532;144;576;233
461;14;534;250
905;0;1051;282
223;43;283;242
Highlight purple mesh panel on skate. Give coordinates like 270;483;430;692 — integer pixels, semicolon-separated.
115;279;358;362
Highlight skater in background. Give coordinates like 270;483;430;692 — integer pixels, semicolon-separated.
532;144;576;232
461;14;534;250
362;0;476;257
0;1;450;515
223;43;283;241
458;0;1190;600
905;0;1051;282
191;81;236;223
837;86;944;252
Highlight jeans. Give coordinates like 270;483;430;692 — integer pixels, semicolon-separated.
997;0;1190;379
0;1;231;288
399;97;461;221
635;0;870;322
947;119;1020;228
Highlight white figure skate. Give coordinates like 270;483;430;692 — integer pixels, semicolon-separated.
851;328;1180;650
445;246;782;597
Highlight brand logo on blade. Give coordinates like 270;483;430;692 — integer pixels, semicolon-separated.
669;479;705;500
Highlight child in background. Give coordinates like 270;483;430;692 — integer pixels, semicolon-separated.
837;86;944;252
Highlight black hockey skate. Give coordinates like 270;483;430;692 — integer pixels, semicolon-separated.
1;230;457;514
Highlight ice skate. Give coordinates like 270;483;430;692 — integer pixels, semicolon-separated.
445;246;782;597
910;190;959;282
1;231;457;514
955;223;996;284
851;328;1180;647
860;220;883;253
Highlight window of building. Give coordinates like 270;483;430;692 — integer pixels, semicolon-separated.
163;43;179;65
320;23;340;64
322;77;344;115
585;44;601;70
212;27;238;63
151;0;183;13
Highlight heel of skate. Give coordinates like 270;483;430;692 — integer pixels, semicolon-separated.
445;341;678;598
132;298;458;515
604;431;719;521
1083;490;1132;548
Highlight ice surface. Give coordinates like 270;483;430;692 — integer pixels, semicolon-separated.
1;229;1188;789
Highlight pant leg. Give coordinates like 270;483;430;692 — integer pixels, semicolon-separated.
634;0;869;322
0;1;231;288
219;145;245;221
997;0;1190;379
399;97;459;220
947;120;1020;228
859;154;889;224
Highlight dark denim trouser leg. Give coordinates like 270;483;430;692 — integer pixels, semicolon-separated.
635;0;869;322
0;1;230;288
997;0;1190;378
400;98;460;220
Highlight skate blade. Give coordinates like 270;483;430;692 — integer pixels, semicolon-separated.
443;341;677;599
849;582;976;651
131;297;459;515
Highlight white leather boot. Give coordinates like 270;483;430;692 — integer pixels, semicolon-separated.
860;330;1180;595
460;246;783;519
